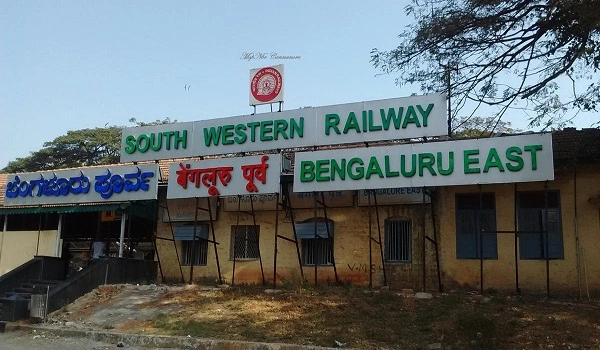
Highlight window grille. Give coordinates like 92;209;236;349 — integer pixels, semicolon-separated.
385;220;412;262
182;240;208;266
302;238;333;265
230;225;260;260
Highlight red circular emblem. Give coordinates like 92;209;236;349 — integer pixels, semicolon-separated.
251;67;283;103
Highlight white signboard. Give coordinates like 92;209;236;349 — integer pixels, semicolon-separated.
221;185;355;211
162;197;218;222
120;94;447;162
121;122;194;163
250;64;284;105
294;133;554;192
4;164;159;206
357;188;430;206
167;154;284;199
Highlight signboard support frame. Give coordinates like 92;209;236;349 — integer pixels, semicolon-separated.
157;201;185;283
206;197;223;285
273;182;305;288
231;195;266;286
183;197;224;285
367;192;387;290
428;191;444;292
189;198;200;284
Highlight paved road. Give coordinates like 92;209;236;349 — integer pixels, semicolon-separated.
0;330;170;350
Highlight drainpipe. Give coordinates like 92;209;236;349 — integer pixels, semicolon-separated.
118;213;127;258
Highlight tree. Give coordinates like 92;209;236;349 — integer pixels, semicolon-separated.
453;116;522;138
2;126;122;173
371;0;600;130
2;118;177;173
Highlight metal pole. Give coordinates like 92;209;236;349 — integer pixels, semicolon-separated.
313;193;318;287
368;191;373;289
190;197;200;284
422;187;427;291
374;193;387;286
285;183;304;280
573;165;582;299
232;195;242;286
0;215;5;265
118;213;127;257
55;214;63;257
36;214;42;256
446;64;452;137
429;191;443;292
514;184;520;294
321;192;337;283
207;198;222;284
250;195;266;285
273;193;280;288
478;185;483;294
544;182;550;297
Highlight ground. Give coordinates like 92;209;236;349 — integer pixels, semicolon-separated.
0;330;171;350
12;284;600;349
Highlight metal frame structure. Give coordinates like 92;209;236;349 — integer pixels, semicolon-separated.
272;178;304;288
231;194;265;286
366;191;387;289
479;182;552;297
156;197;223;285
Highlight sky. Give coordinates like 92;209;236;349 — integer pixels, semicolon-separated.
0;1;595;170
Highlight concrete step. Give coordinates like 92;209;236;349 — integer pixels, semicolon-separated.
29;280;60;285
3;292;31;300
14;287;34;294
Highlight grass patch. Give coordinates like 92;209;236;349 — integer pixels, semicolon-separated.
71;284;600;350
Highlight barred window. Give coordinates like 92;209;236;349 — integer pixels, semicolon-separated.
302;238;333;266
385;220;412;263
182;240;208;266
230;225;260;260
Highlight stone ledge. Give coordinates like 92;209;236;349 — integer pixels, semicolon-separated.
5;323;339;350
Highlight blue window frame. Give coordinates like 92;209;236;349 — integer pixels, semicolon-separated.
518;191;563;260
455;193;498;259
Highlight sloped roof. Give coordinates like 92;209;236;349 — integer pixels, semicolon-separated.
552;128;600;162
0;173;6;206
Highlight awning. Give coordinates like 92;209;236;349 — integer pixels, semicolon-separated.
295;222;334;239
0;203;128;215
173;225;209;240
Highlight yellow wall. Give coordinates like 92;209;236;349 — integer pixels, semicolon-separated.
0;230;59;275
156;165;600;295
437;165;600;296
156;195;439;289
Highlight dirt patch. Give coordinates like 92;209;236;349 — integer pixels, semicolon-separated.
48;284;600;349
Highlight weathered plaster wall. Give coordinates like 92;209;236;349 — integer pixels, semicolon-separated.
156;194;440;289
0;230;58;275
437;165;600;296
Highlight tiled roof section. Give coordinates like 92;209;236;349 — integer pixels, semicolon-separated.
0;174;6;206
552;128;600;162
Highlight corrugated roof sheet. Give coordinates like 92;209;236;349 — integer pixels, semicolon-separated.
0;174;6;206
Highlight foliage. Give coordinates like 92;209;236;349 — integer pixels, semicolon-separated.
371;0;600;129
453;116;522;138
2;127;122;173
128;117;177;127
2;118;176;173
